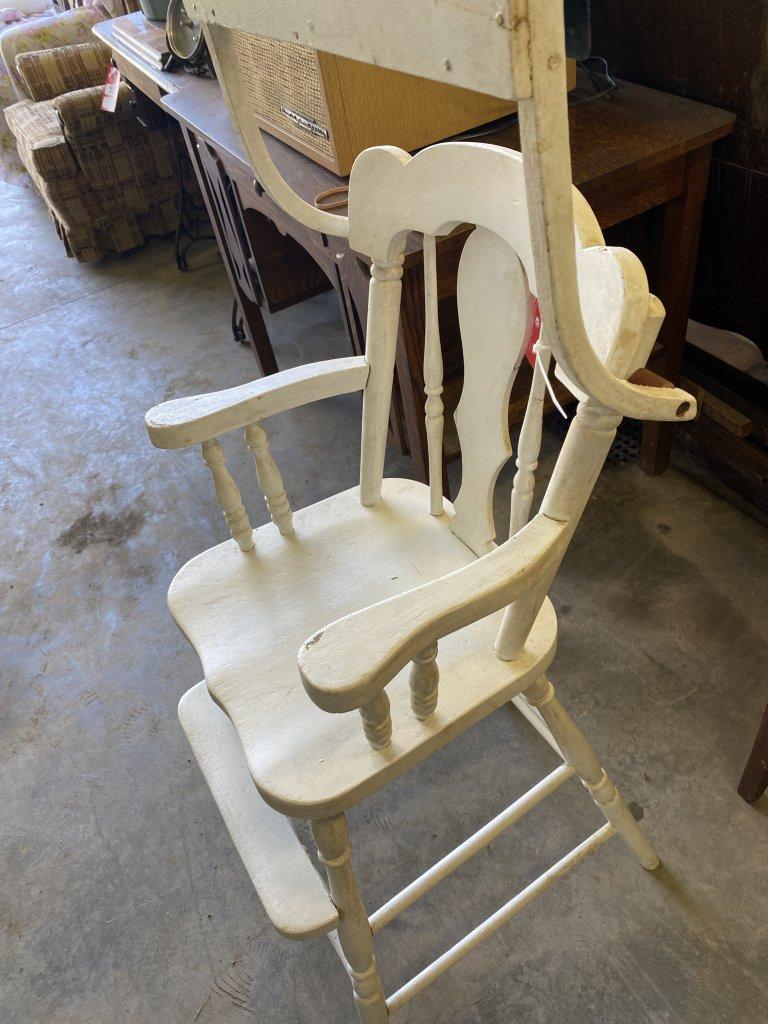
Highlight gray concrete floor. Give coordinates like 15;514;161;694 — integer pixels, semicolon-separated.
2;177;767;1024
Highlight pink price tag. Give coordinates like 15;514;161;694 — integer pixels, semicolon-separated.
525;296;541;367
101;64;121;112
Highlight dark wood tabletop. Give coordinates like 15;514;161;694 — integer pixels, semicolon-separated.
162;72;734;246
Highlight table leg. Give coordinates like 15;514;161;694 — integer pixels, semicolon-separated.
641;144;713;474
183;128;277;375
738;703;768;803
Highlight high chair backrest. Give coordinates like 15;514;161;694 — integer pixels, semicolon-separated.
148;1;701;758
346;141;615;555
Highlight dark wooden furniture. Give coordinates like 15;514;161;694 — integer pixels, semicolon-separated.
739;703;768;804
95;16;331;377
97;14;734;482
590;3;768;512
591;1;768;359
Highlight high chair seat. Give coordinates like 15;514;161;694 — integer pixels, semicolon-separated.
169;478;558;820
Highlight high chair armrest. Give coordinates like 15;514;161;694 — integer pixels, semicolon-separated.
145;356;369;449
299;513;570;713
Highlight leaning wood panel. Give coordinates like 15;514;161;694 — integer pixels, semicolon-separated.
189;0;526;99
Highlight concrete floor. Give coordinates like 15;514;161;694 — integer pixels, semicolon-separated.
2;177;767;1024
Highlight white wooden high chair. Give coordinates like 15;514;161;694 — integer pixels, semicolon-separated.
145;3;697;1020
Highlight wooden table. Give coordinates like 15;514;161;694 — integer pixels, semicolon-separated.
96;14;735;479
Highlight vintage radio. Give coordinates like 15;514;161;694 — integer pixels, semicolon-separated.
230;31;577;176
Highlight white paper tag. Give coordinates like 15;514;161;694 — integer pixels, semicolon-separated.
535;347;568;418
101;65;120;113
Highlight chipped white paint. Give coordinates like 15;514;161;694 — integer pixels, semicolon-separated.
359;257;405;506
359;690;392;750
179;682;338;939
451;226;531;554
147;3;690;1020
311;814;388;1023
146;357;369;449
192;0;528;99
523;676;659;869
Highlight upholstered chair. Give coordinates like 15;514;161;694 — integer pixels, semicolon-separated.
6;28;182;260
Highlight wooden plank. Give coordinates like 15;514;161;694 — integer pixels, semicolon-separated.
186;0;525;99
683;346;768;445
680;375;751;438
677;416;768;514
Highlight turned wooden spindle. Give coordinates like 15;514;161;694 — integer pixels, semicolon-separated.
410;642;439;720
244;422;293;536
200;438;254;551
423;234;445;516
510;344;550;536
311;815;388;1024
359;256;405;507
523;676;659;869
360;691;392;749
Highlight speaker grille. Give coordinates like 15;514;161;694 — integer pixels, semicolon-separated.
231;31;333;159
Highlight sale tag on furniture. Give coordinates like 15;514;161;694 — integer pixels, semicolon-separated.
101;65;120;113
525;297;541;367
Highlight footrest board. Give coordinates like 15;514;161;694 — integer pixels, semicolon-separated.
178;682;339;940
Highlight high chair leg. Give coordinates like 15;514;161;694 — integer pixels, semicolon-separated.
311;814;389;1024
522;676;660;870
